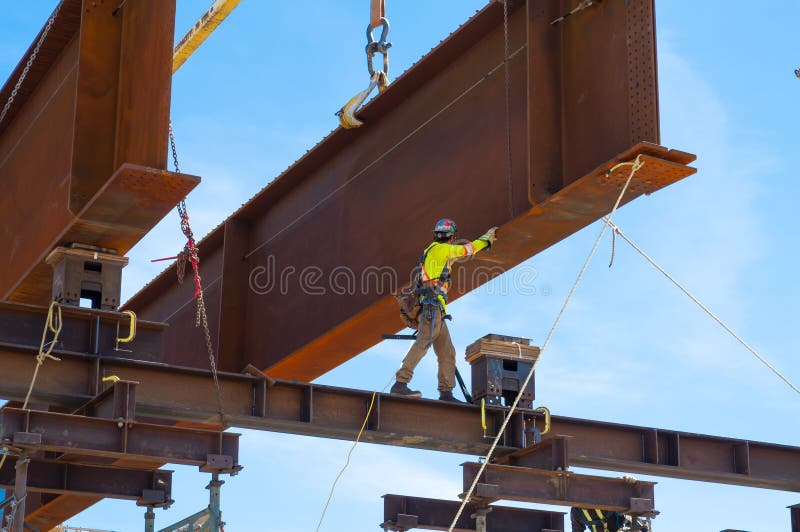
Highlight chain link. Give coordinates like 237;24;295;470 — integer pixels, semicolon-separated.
168;121;227;427
1;493;25;532
0;3;62;128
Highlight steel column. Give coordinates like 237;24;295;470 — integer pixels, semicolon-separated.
207;473;223;532
11;454;29;532
145;506;156;532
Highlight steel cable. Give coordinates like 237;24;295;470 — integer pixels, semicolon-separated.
604;217;800;396
446;156;645;531
243;44;528;260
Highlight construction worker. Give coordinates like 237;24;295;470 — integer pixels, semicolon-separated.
391;219;497;402
571;507;643;532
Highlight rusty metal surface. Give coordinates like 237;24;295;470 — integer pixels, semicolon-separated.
0;458;172;503
0;1;81;139
25;495;102;532
0;330;798;491
463;463;656;513
382;494;564;532
0;0;187;306
5;164;199;305
125;0;690;380
494;436;570;471
0;407;240;467
0;301;166;363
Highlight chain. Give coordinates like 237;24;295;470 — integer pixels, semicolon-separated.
196;291;226;426
0;3;62;128
168;121;227;427
503;0;514;218
2;493;25;532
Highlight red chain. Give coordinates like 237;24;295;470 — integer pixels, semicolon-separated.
177;210;202;299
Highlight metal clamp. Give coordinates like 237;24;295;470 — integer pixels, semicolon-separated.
115;310;137;353
366;17;392;77
535;406;551;435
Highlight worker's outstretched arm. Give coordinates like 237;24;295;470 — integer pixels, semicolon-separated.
445;227;498;259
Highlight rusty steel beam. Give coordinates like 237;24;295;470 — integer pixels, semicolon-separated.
0;458;172;505
0;408;240;469
462;463;656;514
495;435;570;471
790;504;800;532
0;334;798;492
124;0;695;380
382;494;564;532
0;0;198;306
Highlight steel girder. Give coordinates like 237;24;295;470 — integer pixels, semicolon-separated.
462;462;656;514
0;458;172;505
0;318;797;493
123;0;695;380
0;0;198;306
381;494;564;532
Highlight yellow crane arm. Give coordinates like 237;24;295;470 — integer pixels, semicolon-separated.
173;0;243;73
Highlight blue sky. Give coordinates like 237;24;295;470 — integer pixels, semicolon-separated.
2;1;800;531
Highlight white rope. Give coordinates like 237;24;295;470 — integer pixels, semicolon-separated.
447;156;645;531
315;375;395;532
604;217;800;396
23;301;62;410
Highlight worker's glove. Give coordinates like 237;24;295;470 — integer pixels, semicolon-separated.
479;227;498;248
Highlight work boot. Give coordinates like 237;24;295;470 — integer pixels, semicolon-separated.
390;381;422;398
438;390;463;403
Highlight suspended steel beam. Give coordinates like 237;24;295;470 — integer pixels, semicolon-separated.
0;458;172;505
125;0;695;380
0;0;198;306
381;494;564;532
173;0;243;73
461;463;656;514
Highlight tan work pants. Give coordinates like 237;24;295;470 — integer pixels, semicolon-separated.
396;305;456;392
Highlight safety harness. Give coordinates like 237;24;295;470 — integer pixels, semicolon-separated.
415;242;450;310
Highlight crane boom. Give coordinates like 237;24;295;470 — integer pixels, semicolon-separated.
173;0;243;73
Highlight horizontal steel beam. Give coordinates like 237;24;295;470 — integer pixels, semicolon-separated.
0;458;171;505
382;494;564;532
0;335;798;491
462;463;656;514
0;408;240;469
124;0;695;381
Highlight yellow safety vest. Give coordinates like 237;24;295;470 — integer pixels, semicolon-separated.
418;239;489;312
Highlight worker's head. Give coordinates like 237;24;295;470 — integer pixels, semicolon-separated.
433;218;457;243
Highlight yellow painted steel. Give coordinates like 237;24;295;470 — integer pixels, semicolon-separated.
116;310;137;344
173;0;244;73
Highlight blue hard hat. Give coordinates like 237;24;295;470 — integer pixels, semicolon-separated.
433;218;457;235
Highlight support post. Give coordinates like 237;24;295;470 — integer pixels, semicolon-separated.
207;472;224;531
470;503;491;532
790;503;800;532
11;453;29;532
144;505;156;532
